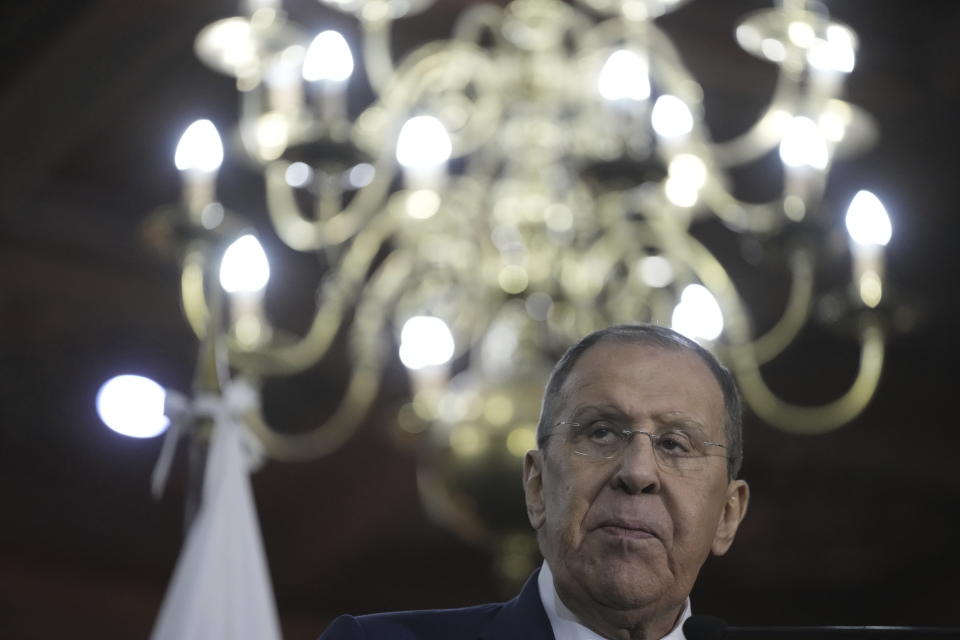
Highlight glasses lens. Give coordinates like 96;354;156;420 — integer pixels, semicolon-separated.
567;421;713;474
570;420;624;458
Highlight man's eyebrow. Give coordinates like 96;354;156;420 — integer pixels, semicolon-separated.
567;404;629;421
653;413;710;435
567;406;710;433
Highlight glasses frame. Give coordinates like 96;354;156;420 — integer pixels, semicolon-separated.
553;420;728;471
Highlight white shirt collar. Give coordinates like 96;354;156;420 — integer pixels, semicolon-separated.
537;562;691;640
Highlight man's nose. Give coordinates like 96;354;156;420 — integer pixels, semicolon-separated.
612;432;661;494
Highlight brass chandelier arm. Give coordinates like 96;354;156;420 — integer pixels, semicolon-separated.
749;247;816;365
263;158;396;251
245;365;381;462
359;12;396;97
180;243;211;339
231;203;403;376
246;248;417;461
644;21;705;107
365;41;504;160
731;319;885;434
711;71;804;167
452;3;507;48
698;184;782;235
680;230;885;434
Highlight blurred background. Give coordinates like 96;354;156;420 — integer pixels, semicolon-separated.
1;0;959;638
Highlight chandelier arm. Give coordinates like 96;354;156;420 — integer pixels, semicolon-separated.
645;22;704;107
678;232;885;433
229;207;401;375
562;233;622;304
360;13;396;97
370;41;503;159
731;319;885;434
577;15;638;52
244;363;381;462
711;70;803;167
180;242;212;339
452;3;506;47
749;247;816;365
698;183;782;234
246;248;417;461
263;157;396;251
315;168;345;226
227;287;347;376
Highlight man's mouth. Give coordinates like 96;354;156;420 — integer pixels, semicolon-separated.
596;520;658;540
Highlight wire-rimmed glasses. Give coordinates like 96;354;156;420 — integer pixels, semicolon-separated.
554;419;728;475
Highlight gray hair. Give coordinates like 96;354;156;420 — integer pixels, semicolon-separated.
535;324;744;479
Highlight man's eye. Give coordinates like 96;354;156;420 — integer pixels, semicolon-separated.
658;431;694;454
586;422;619;442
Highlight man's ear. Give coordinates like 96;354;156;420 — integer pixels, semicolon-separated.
711;479;749;556
523;449;546;530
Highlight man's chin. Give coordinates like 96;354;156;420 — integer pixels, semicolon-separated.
564;560;675;613
592;574;671;612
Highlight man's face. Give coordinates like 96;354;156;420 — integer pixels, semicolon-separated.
523;341;749;624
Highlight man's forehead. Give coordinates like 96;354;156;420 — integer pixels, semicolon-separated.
557;340;725;427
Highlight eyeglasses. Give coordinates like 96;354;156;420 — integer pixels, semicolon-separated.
553;420;728;474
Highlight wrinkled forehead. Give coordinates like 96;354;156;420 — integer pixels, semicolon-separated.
557;339;726;435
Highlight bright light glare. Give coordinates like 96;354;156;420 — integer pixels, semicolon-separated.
96;375;169;438
859;271;883;308
808;26;856;73
219;234;271;293
665;153;707;207
638;255;674;288
760;38;786;62
671;284;724;341
254;112;290;162
651;95;693;138
204;18;257;72
779;116;828;170
285;161;313;188
845;190;892;246
175;119;224;172
818;105;850;143
396;116;452;168
399;316;455;370
787;21;816;48
347;162;375;188
303;30;354;82
598;49;650;101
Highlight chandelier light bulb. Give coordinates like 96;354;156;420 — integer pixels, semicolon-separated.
665;153;708;207
398;315;455;370
638;255;674;288
219;234;271;293
759;38;786;63
285;161;313;188
779;116;829;170
651;95;694;138
808;25;856;73
671;284;724;341
845;190;892;246
303;30;354;82
96;375;170;438
787;21;816;48
598;49;650;101
396;116;452;169
174;119;224;172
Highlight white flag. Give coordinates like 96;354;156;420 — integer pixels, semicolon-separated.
151;404;282;640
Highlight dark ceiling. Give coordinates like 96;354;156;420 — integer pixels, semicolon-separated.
1;1;959;639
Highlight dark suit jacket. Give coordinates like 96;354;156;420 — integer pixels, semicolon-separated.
317;570;555;640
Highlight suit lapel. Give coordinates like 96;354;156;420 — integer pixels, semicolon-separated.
478;569;555;640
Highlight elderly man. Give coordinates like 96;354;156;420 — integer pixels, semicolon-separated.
319;324;749;640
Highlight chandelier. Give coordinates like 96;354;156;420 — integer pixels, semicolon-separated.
115;0;895;491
